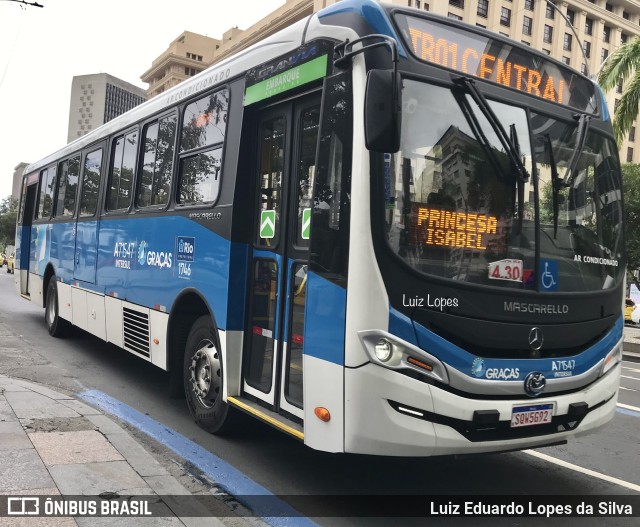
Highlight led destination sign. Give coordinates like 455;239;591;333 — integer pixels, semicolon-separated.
395;14;596;113
415;206;498;250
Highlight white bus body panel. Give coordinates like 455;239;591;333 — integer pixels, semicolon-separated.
71;287;88;331
19;269;28;295
222;329;243;398
29;273;43;308
149;309;168;370
303;355;344;453
86;291;106;341
105;296;123;348
57;281;73;322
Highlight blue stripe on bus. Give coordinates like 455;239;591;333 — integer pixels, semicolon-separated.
79;389;318;527
412;317;623;382
303;271;346;365
318;0;408;58
33;216;239;331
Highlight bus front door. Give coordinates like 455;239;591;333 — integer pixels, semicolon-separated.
243;95;320;421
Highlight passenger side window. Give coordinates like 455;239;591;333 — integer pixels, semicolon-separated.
177;89;228;206
79;149;103;216
37;166;57;219
137;114;176;208
55;155;80;218
107;131;138;211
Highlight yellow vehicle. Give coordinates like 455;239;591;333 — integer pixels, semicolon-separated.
6;253;14;274
625;298;636;324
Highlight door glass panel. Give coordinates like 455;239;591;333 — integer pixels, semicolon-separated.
56;156;80;218
79;149;102;216
257;117;285;247
295;107;320;248
246;260;278;393
285;263;307;407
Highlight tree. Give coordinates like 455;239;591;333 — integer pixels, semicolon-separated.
597;38;640;144
0;196;18;251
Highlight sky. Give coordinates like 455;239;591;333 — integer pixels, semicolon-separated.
0;0;285;201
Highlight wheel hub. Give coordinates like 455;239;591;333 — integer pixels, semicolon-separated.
189;340;221;407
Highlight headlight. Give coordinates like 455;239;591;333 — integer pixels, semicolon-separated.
374;339;393;362
358;330;449;384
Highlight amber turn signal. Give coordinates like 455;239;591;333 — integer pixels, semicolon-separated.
407;356;433;371
314;407;331;422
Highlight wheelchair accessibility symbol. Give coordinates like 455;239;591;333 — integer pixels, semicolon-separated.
540;259;558;291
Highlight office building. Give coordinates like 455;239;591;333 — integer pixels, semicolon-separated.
67;73;147;143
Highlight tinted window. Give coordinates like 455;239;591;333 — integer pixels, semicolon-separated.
108;131;137;211
79;149;103;216
310;72;353;281
137;115;176;208
37;166;57;219
384;80;535;290
56;156;80;217
178;148;222;205
177;89;228;207
181;90;228;151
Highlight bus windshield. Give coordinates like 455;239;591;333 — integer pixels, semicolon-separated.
383;79;624;292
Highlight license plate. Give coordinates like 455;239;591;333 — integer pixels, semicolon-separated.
510;403;553;428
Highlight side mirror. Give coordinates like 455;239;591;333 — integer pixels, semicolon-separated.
365;69;401;153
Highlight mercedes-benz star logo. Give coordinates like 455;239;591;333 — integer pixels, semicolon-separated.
528;327;544;351
524;372;546;397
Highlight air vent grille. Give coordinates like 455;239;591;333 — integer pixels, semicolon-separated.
123;307;150;357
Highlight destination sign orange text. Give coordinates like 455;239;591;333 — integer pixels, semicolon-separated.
416;207;497;250
407;26;566;104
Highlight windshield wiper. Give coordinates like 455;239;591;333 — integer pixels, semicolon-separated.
453;76;530;183
451;84;509;183
544;134;562;238
564;113;591;187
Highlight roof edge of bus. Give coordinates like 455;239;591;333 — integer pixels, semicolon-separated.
24;16;312;177
317;0;406;57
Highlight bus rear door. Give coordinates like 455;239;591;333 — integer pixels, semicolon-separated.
242;94;321;421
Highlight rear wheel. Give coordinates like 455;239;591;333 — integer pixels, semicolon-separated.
183;315;236;434
45;279;70;337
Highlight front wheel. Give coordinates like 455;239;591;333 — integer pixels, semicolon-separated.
183;315;236;434
45;279;70;337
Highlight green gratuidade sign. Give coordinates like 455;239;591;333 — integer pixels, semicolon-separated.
244;55;328;106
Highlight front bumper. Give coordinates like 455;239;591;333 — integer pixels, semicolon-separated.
344;361;621;456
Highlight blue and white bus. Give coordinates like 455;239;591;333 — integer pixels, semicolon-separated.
16;0;624;456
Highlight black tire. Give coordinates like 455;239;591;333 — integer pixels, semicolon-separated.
45;279;71;337
183;315;236;434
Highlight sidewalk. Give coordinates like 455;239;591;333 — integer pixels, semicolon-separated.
0;375;252;526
